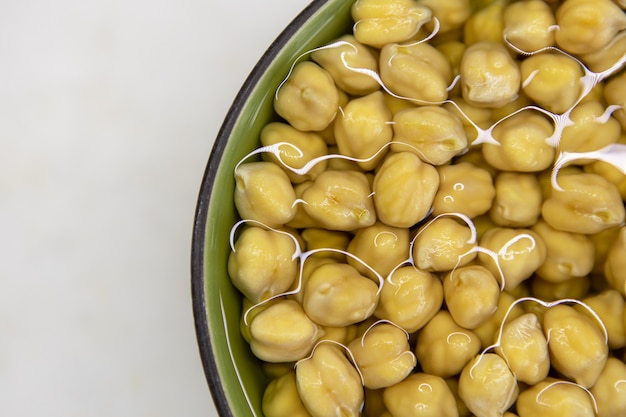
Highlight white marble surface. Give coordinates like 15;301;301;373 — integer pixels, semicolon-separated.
0;0;310;415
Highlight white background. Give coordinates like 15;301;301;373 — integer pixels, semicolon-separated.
0;0;310;415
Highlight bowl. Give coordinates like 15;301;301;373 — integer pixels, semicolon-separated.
192;1;354;415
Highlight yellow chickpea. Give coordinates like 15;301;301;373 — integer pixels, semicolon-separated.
483;111;556;172
555;0;626;55
541;172;625;235
302;170;377;232
274;61;339;132
334;91;393;171
531;220;595;283
391;105;469;165
463;0;506;45
347;323;417;389
372;151;440;228
249;299;323;363
296;343;364;417
383;373;459;417
590;357;626;417
558;101;622;153
490;172;543;228
577;290;626;349
311;34;380;96
416;310;482;378
351;0;433;48
262;372;313;417
234;161;297;228
413;216;477;272
302;262;379;327
460;41;521;108
444;265;501;329
517;378;597;417
458;353;519;417
503;0;556;52
346;222;410;279
432;162;496;219
228;226;298;303
605;71;626;129
375;265;443;333
478;227;547;292
379;41;453;104
418;0;472;34
495;313;550;385
543;304;609;388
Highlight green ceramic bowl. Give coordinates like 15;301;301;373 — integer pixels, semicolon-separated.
191;1;355;415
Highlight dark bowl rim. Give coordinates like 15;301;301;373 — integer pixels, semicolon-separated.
190;1;330;415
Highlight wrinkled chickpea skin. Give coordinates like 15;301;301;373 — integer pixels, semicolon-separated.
227;0;626;415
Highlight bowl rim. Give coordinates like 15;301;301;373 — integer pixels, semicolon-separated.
191;1;330;415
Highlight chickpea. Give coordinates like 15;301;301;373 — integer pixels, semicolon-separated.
363;388;387;417
416;310;482;378
590;357;626;417
605;226;626;297
531;275;591;302
379;41;452;104
559;101;622;153
585;159;626;200
458;353;519;417
503;0;556;52
262;372;313;417
228;226;298;303
391;105;469;165
274;61;339;132
375;265;443;333
347;323;417;389
520;52;583;114
541;172;625;235
295;343;364;417
249;299;323;363
444;265;501;329
413;216;477;273
517;379;597;417
303;262;379;327
383;373;459;417
311;35;380;96
482;111;556;172
301;228;350;261
432;162;496;219
580;31;626;73
334;91;393;171
460;41;521;108
463;0;505;45
490;172;543;228
302;170;376;232
260;122;329;183
478;227;547;292
577;290;626;349
234;161;297;228
351;0;433;48
555;0;626;55
531;220;595;283
543;304;609;388
495;313;550;385
347;222;410;280
372;151;440;228
589;226;622;275
604;71;626;130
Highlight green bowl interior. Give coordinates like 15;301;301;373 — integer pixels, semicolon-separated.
193;1;355;416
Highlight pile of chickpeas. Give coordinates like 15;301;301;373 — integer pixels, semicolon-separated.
227;0;626;416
